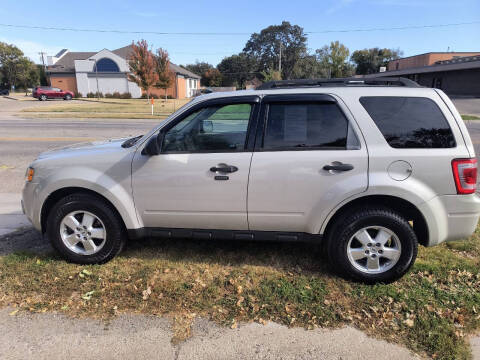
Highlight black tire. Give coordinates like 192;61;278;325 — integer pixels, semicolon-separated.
40;94;47;101
46;193;126;264
64;94;72;100
326;207;418;283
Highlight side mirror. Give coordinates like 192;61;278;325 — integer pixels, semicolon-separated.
141;132;164;156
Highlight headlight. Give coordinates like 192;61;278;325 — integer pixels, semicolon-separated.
25;167;34;182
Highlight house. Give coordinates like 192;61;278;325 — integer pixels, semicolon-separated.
46;45;201;98
365;52;480;97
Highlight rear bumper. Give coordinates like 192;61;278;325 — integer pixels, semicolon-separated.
419;194;480;246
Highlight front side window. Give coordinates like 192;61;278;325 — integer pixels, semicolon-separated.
162;103;252;153
263;102;350;150
359;96;455;148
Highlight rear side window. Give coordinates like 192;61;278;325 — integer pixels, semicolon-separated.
359;96;455;148
263;102;352;150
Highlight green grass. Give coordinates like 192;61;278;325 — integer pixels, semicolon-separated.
1;225;480;359
21;98;191;119
462;115;480;120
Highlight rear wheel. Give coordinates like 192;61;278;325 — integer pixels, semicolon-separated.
40;94;47;101
46;193;126;264
326;207;418;283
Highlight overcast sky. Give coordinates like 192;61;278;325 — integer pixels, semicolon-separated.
1;0;479;66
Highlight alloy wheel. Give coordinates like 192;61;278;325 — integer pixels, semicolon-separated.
346;226;402;274
60;210;107;255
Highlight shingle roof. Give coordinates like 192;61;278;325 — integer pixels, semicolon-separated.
49;52;96;72
112;45;200;78
169;63;201;79
112;45;134;60
47;45;201;79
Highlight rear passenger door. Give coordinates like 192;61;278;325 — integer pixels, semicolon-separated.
247;94;368;234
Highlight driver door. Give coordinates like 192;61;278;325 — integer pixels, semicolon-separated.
132;96;259;230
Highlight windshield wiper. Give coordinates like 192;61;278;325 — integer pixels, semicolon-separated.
121;135;143;148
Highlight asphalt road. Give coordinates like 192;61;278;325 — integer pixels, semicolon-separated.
0;97;159;193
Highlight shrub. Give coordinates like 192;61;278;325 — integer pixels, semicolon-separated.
86;92;95;98
141;93;159;99
120;92;132;99
104;93;113;98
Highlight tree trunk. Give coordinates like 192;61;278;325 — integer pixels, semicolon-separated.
164;88;167;103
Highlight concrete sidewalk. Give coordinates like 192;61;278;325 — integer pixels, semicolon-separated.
0;193;30;236
0;308;418;360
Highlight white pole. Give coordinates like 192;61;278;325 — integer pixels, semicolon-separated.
151;104;154;115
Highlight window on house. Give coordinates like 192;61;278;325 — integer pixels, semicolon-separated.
93;58;120;72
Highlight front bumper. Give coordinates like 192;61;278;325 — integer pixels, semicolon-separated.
419;193;480;246
22;181;42;231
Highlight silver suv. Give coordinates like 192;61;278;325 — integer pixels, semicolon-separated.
22;77;480;283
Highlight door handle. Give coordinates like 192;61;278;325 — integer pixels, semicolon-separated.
323;163;354;172
210;163;238;173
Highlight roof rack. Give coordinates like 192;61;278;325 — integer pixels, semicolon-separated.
256;77;421;90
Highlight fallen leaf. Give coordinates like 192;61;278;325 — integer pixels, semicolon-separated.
403;319;414;327
82;291;95;300
142;286;152;300
9;310;19;316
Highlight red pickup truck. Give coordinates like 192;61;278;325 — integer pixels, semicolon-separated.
33;86;74;101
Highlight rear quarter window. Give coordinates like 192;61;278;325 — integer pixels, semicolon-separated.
359;96;456;148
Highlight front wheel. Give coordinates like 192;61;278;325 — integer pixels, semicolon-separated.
64;94;72;100
326;207;418;283
40;94;47;101
46;193;126;264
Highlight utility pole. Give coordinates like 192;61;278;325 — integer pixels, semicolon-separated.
278;42;282;74
39;51;49;85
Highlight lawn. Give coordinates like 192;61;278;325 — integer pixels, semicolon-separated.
1;224;480;359
21;98;191;119
462;115;480;121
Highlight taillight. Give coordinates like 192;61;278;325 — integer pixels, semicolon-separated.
452;158;477;194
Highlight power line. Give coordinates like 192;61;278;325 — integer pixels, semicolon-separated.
0;21;478;36
307;21;480;33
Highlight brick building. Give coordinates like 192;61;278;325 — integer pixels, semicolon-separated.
366;52;480;97
388;52;480;71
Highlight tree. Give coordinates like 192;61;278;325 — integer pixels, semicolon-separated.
16;58;39;94
315;41;354;78
183;61;214;86
0;42;26;89
243;21;307;80
351;48;403;75
293;55;326;79
37;64;48;86
217;53;257;88
203;68;222;87
128;40;158;100
153;48;173;102
260;68;282;82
